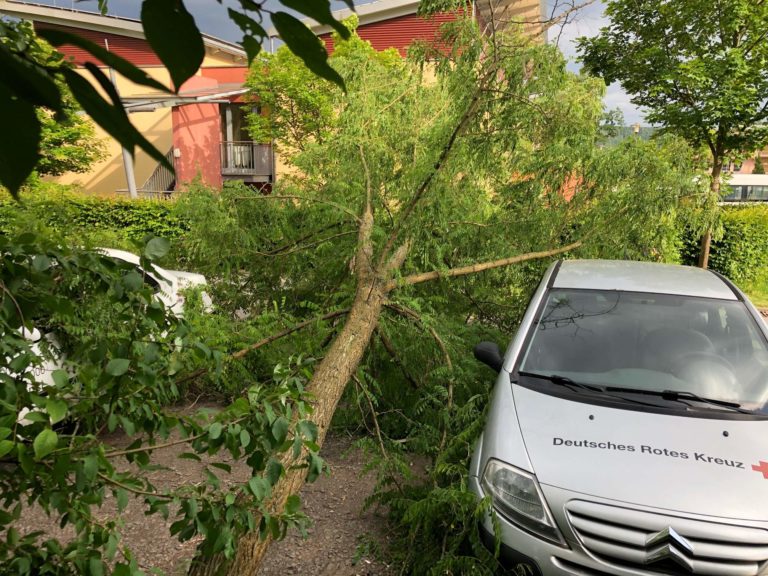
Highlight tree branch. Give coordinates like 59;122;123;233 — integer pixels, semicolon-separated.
375;327;420;389
233;195;361;224
254;230;356;257
175;309;350;387
97;472;172;500
376;84;484;267
387;241;582;290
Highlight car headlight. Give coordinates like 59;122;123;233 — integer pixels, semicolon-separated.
481;459;565;546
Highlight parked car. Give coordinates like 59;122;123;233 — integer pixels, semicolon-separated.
98;248;213;317
470;259;768;576
16;248;211;390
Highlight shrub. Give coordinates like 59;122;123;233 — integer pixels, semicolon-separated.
682;205;768;284
0;183;188;248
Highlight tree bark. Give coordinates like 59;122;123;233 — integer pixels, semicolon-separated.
698;158;723;269
226;279;387;575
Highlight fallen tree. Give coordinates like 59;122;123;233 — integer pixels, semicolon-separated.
185;18;708;576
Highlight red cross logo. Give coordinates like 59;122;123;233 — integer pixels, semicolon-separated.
752;461;768;479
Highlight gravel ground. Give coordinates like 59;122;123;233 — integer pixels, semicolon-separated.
13;429;394;575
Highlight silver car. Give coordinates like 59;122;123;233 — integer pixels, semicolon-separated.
469;259;768;576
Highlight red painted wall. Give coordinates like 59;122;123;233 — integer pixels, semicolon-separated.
172;104;222;188
33;22;161;67
320;11;460;55
200;67;249;84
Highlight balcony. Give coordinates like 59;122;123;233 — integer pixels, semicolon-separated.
221;141;273;181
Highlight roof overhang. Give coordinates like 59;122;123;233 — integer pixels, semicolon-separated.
267;0;546;40
0;0;246;59
267;0;420;37
122;88;248;112
727;173;768;186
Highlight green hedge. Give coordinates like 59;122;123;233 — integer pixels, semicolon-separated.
0;184;189;243
683;204;768;284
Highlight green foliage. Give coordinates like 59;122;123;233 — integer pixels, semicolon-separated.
0;185;188;248
0;233;327;573
754;156;766;175
246;16;400;156
0;21;109;178
742;267;768;309
682;205;768;284
578;0;768;164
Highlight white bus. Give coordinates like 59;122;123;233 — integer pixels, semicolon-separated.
723;173;768;202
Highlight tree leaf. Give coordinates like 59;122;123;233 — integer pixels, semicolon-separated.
271;12;345;91
0;440;15;459
227;8;266;66
105;358;130;376
51;369;69;388
0;81;40;196
297;420;318;442
144;237;170;261
210;462;232;473
0;42;62;111
208;421;223;440
241;36;262;66
239;429;251;449
83;454;98;482
82;63;172;170
61;68;170;169
36;28;171;93
248;476;269;500
45;398;68;425
265;459;283;485
285;494;300;514
33;428;58;460
279;0;350;40
271;416;289;445
116;488;129;512
141;0;205;91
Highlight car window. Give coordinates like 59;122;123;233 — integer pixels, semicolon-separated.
520;289;768;409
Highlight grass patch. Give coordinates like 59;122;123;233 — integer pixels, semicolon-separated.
743;267;768;309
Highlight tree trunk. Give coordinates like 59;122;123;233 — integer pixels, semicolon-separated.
187;277;387;576
698;157;723;269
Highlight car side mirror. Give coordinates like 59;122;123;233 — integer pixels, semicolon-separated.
474;341;503;373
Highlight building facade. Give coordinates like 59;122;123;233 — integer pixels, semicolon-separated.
287;0;545;55
3;0;545;197
0;0;273;196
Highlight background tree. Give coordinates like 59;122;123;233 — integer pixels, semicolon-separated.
246;15;401;156
754;155;766;175
578;0;768;268
2;22;105;180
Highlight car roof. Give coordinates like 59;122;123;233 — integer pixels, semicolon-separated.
552;260;737;300
97;248;176;290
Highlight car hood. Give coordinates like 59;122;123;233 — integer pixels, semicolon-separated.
513;385;768;521
166;270;208;289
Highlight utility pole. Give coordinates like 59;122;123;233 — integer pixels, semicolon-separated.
104;39;138;199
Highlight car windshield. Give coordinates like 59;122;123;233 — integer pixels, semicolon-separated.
519;289;768;411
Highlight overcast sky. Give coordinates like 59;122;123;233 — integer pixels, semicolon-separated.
32;0;643;122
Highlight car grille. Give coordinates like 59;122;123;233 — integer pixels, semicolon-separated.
565;500;768;575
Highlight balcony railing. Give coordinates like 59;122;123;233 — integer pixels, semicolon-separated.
221;141;273;178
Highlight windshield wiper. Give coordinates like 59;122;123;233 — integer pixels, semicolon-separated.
604;387;754;414
517;372;689;409
518;371;604;393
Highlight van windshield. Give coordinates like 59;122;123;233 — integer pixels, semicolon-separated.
519;289;768;410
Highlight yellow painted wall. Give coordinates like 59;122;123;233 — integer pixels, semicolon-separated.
46;45;245;196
